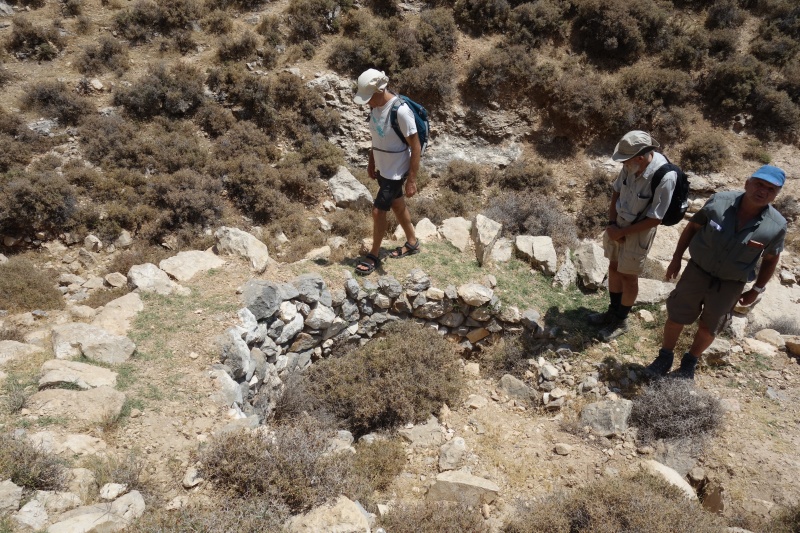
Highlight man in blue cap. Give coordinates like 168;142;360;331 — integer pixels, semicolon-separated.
645;165;788;380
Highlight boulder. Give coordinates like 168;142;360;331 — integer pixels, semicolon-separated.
218;328;253;380
328;166;373;210
636;279;675;304
497;374;535;403
704;337;731;366
104;272;127;288
439;217;472;252
573;242;609;290
215;226;271;273
291;273;332;306
398;416;445;447
457;283;493;306
0;479;22;513
287;496;372;533
0;340;43;366
13;500;48;530
51;323;136;364
472;214;502;266
26;386;126;424
34;491;82;515
516;235;558;275
39;359;117;390
415;218;440;241
127;263;190;296
639;460;697;500
754;328;785;349
159;250;226;281
241;279;298;320
210;368;243;407
580;398;633;437
427;471;500;505
490;237;513;263
47;490;145;533
92;292;143;336
439;437;467;471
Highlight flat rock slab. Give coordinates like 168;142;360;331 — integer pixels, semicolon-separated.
27;386;126;424
398;417;445;447
128;263;190;296
636;278;675;304
439;217;472;252
92;292;143;336
159;250;226;282
0;479;22;513
39;359;117;390
640;460;697;500
287;495;371;533
428;470;500;505
215;226;271;273
47;490;145;533
580;398;633;437
0;340;43;366
52;322;136;364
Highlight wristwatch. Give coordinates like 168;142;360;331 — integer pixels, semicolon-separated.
751;285;766;294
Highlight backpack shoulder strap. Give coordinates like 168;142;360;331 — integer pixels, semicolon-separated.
389;97;409;146
635;160;677;222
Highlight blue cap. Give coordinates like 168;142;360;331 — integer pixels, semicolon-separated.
751;165;785;187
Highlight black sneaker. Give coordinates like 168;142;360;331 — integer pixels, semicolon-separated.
675;352;698;380
588;309;616;326
598;317;629;341
645;348;674;378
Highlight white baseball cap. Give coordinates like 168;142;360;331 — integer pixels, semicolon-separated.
354;68;389;105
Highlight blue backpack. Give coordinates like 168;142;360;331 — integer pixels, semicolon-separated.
389;95;430;154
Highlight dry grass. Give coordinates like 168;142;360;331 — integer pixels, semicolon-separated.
503;471;726;533
0;257;65;313
128;498;290;533
82;450;150;499
380;500;490;533
81;286;131;309
630;378;723;443
0;433;69;491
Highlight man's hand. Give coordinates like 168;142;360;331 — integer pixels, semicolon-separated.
606;224;625;242
405;180;417;198
738;289;759;307
367;159;376;180
665;257;682;281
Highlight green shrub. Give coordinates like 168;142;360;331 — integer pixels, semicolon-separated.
506;0;570;46
5;17;65;60
114;0;205;42
576;167;612;238
0;171;78;237
327;14;402;75
114;62;205;118
307;321;464;436
491;158;555;191
282;134;345;179
483;191;578;251
502;472;726;533
22;80;94;126
463;44;540;102
214;120;278;160
574;0;669;64
680;133;730;173
0;433;68;491
218;31;260;62
630;378;722;442
381;501;490;533
750;87;800;140
76;36;130;76
257;15;284;45
453;0;511;35
214;155;298;223
707;28;738;59
200;418;354;511
0;257;65;313
194;102;236;137
702;55;766;111
202;9;233;34
780;59;800;103
394;59;456;106
286;0;348;44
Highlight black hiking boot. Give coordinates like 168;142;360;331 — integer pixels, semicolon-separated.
588;308;616;326
674;352;698;380
597;317;629;341
645;348;674;378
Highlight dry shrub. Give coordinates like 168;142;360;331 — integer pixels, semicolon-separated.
483;191;578;251
76;36;130;76
0;325;25;342
265;211;327;262
506;0;570;46
0;433;68;491
213;120;279;162
742;139;772;164
491;159;555;192
750;87;800;141
619;65;694;109
308;321;464;436
463;44;540;102
5;17;65;60
194;102;236;137
200;418;352;512
381;500;490;533
751;6;800;67
64;0;83;17
217;31;260;62
772;503;800;533
576;167;613;239
114;62;205;119
278;134;344;179
82;286;131;308
105;246;173;277
630;378;723;443
478;334;537;379
83;451;150;497
0;64;13;87
327;13;402;75
142;169;223;241
417;8;458;57
453;0;511;36
503;471;726;533
660;29;709;69
78;115;140;169
409;189;479;225
285;0;348;44
202;9;233;34
440;159;484;194
0;109;48;173
257;14;284;47
703;55;766;112
706;0;745;29
773;194;799;221
680;133;730;173
350;438;406;494
328;208;371;244
765;315;800;336
114;0;205;43
0;258;64;313
0;171;78;237
128;498;290;533
2;374;30;413
22;80;94;126
394;59;456;106
781;59;800;104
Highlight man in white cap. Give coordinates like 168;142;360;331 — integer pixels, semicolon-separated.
645;165;787;380
352;68;421;276
590;130;677;340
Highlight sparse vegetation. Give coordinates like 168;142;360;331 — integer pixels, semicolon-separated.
484;191;579;252
115;62;205;119
680;133;730;173
380;500;490;532
0;257;65;313
76;36;130;76
630;378;723;443
5;17;65;60
0;433;68;491
22;80;94;126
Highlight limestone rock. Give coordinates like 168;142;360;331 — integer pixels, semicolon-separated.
554;443;573;456
100;483;128;500
287;495;371;533
215;226;271;273
104;272;127;288
404;268;431;292
39;359;117;390
785;335;800;356
573;242;609;290
13;499;48;530
0;479;22;513
210;368;243;407
516;235;557;275
472;214;502;266
328;166;373;210
127;263;190;296
553;250;577;289
439;217;472;252
439;437;467;471
428;470;500;505
26;386;126;424
291;273;332;306
415;217;440;241
398;416;445;447
219;328;253;380
639;460;697;500
636;278;675;304
242;279;298;320
754;328;785;348
490;237;513;263
458;283;493;306
497;374;534;403
159;250;226;281
51;323;136;364
0;340;43;366
34;491;82;514
92;292;143;336
580;398;633;437
704;337;731;366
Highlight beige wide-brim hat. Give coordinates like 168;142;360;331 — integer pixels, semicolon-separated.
354;68;389;105
612;130;660;162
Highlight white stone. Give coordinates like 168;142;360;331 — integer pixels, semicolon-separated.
415;218;440;241
573;241;609;290
0;340;43;366
439;217;472;252
490;237;513;263
39;359;117;390
328;166;373;210
287;495;371;533
100;483;128;500
0;479;22;513
215;226;271;273
428;471;500;505
159;250;226;281
51;322;135;364
13;500;48;530
639;460;697;500
26;386;126;424
92;292;143;336
457;283;493;306
127;263;190;296
472;214;502;266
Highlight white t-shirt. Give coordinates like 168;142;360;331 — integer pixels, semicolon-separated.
369;96;417;180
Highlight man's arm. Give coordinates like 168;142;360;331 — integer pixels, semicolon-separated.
665;221;701;280
609;191;620;223
738;253;780;306
367;148;376;180
405;132;421;198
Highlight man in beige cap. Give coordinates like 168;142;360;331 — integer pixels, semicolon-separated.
590;130;678;340
352;68;421;276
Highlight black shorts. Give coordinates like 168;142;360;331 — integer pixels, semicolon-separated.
374;173;406;211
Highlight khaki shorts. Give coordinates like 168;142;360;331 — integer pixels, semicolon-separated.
666;261;746;334
603;218;658;276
